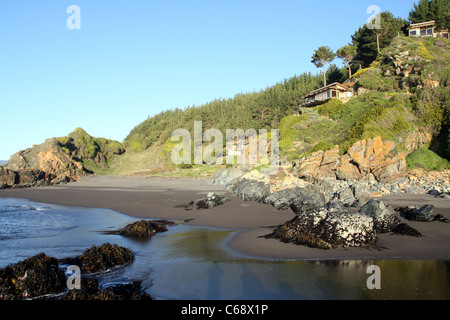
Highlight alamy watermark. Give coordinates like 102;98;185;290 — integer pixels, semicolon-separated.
66;265;81;290
366;5;382;30
366;265;381;290
171;121;280;174
67;5;81;30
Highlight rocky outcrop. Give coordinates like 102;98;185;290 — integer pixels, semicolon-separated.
201;167;246;186
294;137;407;184
265;204;377;249
263;187;306;210
6;138;84;180
226;170;271;202
266;198;423;250
1;128;125;189
1;138;84;189
0;167;48;189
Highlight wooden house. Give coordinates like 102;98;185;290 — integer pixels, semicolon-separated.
408;21;449;39
303;82;353;107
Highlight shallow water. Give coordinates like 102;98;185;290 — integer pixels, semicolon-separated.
1;197;450;300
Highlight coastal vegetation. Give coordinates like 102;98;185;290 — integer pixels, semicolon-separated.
108;34;449;176
57;128;125;174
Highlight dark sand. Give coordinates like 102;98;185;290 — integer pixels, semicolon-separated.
1;175;450;260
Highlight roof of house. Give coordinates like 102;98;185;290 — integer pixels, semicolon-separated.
408;20;436;29
304;82;351;98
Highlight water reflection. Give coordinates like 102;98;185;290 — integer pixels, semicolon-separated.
142;226;450;300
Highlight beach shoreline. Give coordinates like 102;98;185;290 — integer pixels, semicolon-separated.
1;175;450;261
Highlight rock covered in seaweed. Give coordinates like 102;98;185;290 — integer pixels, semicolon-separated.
64;243;135;273
114;220;175;238
0;244;153;300
0;253;66;300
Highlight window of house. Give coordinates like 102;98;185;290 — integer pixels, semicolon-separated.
421;29;427;36
410;30;417;36
427;28;433;36
332;91;337;98
327;91;331;99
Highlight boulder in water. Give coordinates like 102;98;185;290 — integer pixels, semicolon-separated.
0;253;66;300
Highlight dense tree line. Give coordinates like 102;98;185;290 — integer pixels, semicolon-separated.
126;73;323;150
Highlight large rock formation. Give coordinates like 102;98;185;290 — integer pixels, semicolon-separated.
294;137;407;184
1;138;84;189
226;170;271;202
265;204;377;249
266;199;421;250
1;128;125;189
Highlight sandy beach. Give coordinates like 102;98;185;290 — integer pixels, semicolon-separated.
1;175;450;260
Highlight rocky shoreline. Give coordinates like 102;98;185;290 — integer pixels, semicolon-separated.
204;166;450;250
0;220;173;300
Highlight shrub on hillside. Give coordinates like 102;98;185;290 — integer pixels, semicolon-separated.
406;147;449;171
318;99;347;119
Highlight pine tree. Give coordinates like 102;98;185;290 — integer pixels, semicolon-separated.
336;44;357;78
351;11;408;68
311;46;335;87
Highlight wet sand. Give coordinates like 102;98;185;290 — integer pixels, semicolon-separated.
1;175;450;260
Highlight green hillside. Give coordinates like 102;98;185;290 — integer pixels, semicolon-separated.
125;73;323;151
57;128;125;174
280;36;449;164
102;35;449;177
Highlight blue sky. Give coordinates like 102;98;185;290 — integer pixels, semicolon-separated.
0;0;418;160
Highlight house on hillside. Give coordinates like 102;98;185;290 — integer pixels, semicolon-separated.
407;20;449;39
302;82;353;107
